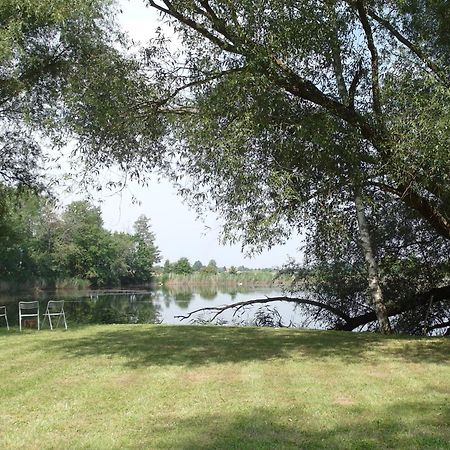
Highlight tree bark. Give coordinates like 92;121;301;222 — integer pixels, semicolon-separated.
354;194;392;333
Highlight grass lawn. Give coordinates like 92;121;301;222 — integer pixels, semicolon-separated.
0;325;449;449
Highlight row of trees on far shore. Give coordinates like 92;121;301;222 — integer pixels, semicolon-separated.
161;258;273;275
0;187;160;288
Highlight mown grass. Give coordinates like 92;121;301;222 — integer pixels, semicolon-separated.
0;325;449;449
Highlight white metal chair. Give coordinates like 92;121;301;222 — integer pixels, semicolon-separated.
0;306;9;330
19;301;40;331
42;300;67;330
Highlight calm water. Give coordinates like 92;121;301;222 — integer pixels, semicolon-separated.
0;287;307;329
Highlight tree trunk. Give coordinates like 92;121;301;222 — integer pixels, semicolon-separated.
354;194;392;334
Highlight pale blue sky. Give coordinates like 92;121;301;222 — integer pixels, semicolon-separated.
74;0;302;268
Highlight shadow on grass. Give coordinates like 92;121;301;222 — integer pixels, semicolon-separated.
35;325;450;368
143;400;450;449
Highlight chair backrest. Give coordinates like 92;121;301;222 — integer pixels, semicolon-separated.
0;306;6;315
47;300;64;312
19;301;39;311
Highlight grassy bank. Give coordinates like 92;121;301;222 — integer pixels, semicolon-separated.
159;271;288;288
0;325;449;449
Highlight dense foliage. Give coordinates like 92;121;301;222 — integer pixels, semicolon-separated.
0;0;162;191
0;188;160;287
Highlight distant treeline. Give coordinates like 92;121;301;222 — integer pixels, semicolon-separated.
0;187;160;290
158;257;275;276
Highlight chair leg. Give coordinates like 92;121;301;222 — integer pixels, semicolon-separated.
19;313;22;332
5;314;9;331
49;315;53;330
37;313;40;331
63;312;67;330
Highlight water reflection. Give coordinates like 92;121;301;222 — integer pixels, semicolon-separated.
197;289;218;301
0;287;291;328
173;292;194;309
0;292;161;327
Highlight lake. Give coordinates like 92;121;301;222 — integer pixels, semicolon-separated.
0;287;308;329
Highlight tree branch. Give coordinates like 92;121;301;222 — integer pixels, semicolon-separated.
338;285;450;331
355;0;382;116
148;0;239;54
147;1;384;151
367;8;450;88
175;286;450;333
348;60;364;108
266;55;383;147
371;181;450;240
198;0;237;46
174;296;353;323
150;66;245;109
327;4;348;103
426;320;450;332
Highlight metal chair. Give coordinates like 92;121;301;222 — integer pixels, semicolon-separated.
42;300;67;330
19;301;40;331
0;306;9;330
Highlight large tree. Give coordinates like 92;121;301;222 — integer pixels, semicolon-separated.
114;0;448;333
131;215;161;282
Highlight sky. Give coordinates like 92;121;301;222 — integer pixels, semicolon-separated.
66;0;303;269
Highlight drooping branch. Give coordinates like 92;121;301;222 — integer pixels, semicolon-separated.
146;66;246;110
174;296;353;323
0;53;68;106
175;286;450;333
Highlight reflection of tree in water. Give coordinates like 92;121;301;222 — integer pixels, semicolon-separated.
125;294;161;324
226;288;258;302
65;293;161;324
173;292;194;309
65;299;96;324
160;287;195;309
159;289;173;308
198;289;218;301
